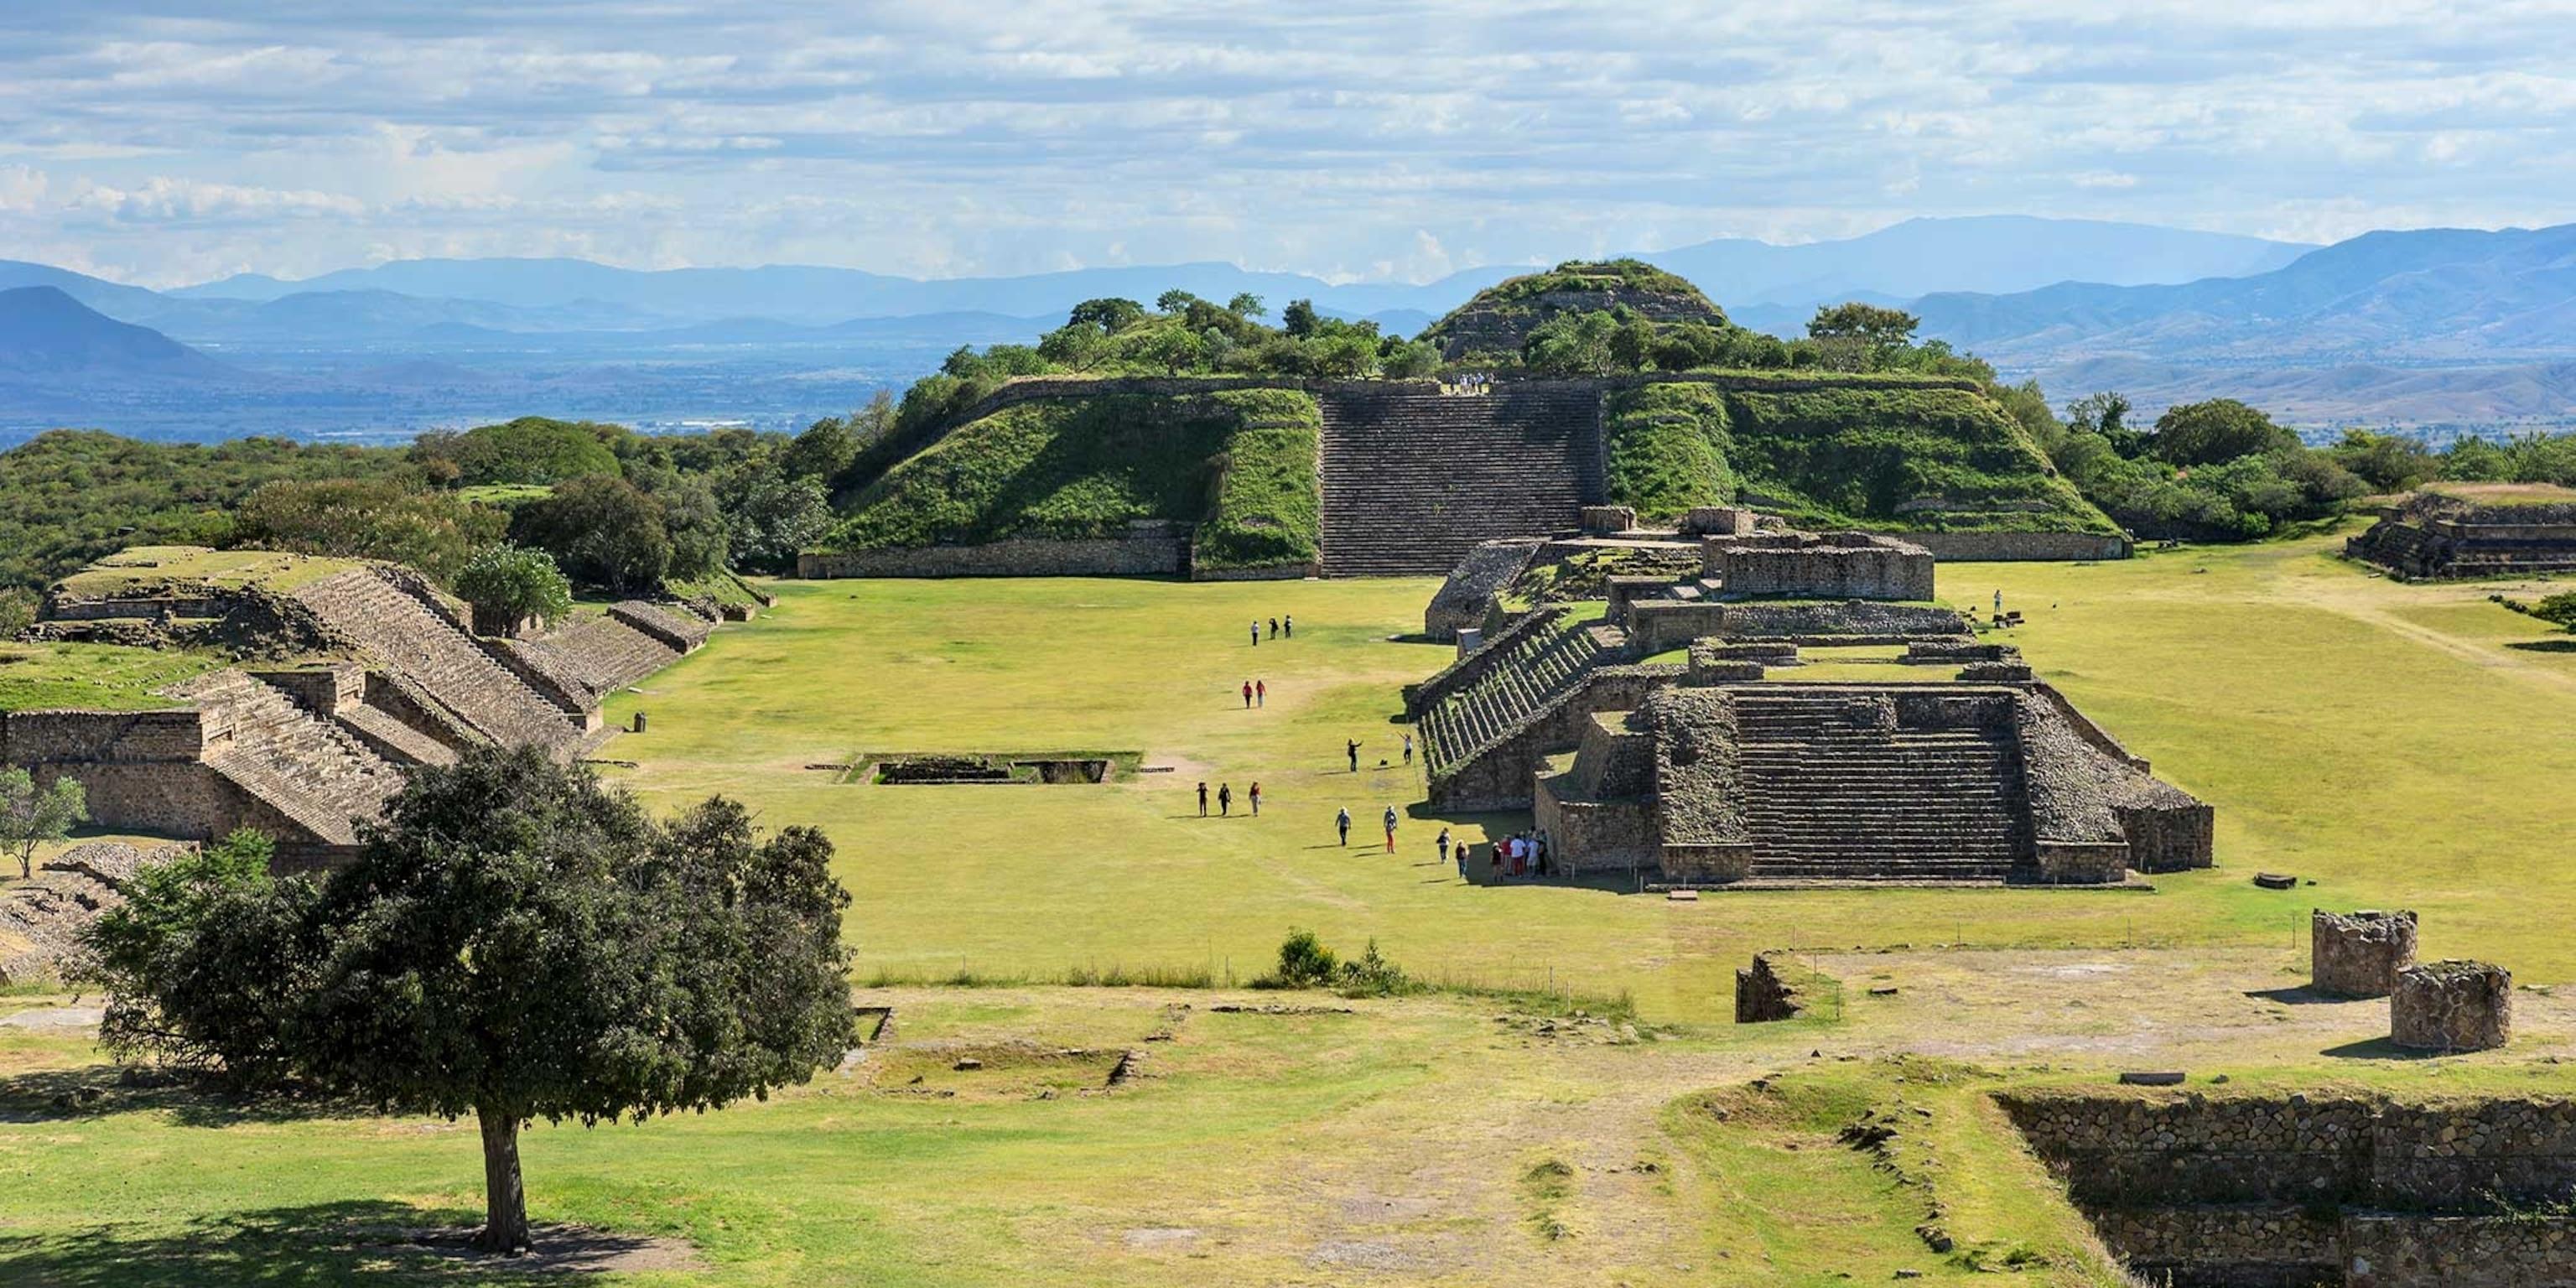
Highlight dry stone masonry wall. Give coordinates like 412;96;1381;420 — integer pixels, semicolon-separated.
2313;910;2420;999
2347;495;2576;579
2391;960;2512;1052
2003;1089;2576;1287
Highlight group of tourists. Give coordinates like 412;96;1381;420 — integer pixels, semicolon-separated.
1442;372;1496;396
1330;804;1402;851
1488;828;1553;880
1196;780;1260;818
1249;615;1295;647
1240;678;1266;709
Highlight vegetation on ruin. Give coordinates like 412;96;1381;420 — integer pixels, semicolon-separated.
1715;385;2116;534
0;430;413;594
0;641;222;712
1602;383;1738;519
823;388;1322;569
230;478;510;585
53;545;368;597
452;543;574;626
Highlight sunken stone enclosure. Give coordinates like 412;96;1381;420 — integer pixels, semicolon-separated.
2004;1090;2576;1287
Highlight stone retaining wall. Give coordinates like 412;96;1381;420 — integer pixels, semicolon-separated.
1899;530;2132;562
1702;531;1936;600
797;532;1187;579
2002;1089;2576;1287
1426;663;1679;812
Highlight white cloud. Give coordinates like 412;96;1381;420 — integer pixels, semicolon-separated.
0;0;2570;285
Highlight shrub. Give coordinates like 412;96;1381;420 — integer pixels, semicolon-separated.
1253;929;1419;997
454;545;574;626
231;478;508;584
437;417;626;486
1266;928;1339;988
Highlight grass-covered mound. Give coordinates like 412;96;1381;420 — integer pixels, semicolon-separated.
1603;380;2117;533
1418;258;1727;361
822;388;1322;571
0;641;217;712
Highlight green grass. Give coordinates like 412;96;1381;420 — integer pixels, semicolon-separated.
54;545;364;596
1603;382;1735;520
454;483;554;506
16;527;2576;1282
823;391;1322;569
0;641;220;712
1722;386;2116;535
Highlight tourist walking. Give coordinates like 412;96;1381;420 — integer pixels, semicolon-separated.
1218;783;1232;817
1347;739;1360;772
1993;589;2004;614
1383;805;1399;854
1242;680;1254;709
1436;827;1452;866
1456;837;1469;879
1255;679;1265;707
1268;617;1279;639
1335;807;1352;846
1250;621;1260;647
1283;615;1293;639
1249;782;1262;816
1402;732;1414;766
1197;782;1208;817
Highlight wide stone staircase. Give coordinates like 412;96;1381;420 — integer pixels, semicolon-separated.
1317;387;1605;576
1731;689;2032;883
293;569;583;751
184;670;407;847
1421;615;1617;777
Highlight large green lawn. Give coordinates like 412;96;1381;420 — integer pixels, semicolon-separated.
595;531;2576;1020
10;527;2576;1285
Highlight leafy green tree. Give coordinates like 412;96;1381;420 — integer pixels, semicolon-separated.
645;472;730;582
85;748;855;1254
1227;292;1266;318
730;473;833;574
440;418;625;487
1066;298;1146;333
2329;428;2438;492
454;545;574;627
0;766;86;880
230;478;509;584
2152;398;2301;466
1605;311;1659;371
1154;288;1201;314
2529;591;2576;630
1379;339;1441;379
782;401;876;483
510;475;671;594
1523;310;1619;375
1806;302;1919;369
0;587;33;641
1280;299;1321;338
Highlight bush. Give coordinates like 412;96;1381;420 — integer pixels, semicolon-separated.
510;475;671;593
1253;929;1420;997
231;478;507;584
0;588;33;640
434;418;626;486
1267;928;1338;988
454;545;573;626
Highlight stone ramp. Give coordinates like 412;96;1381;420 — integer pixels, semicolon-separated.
292;568;580;752
1731;688;2032;883
1317;387;1605;577
180;669;407;848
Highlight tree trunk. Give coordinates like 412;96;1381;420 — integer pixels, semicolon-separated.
474;1104;532;1254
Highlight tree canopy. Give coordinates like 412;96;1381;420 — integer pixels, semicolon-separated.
231;478;509;585
85;747;855;1253
0;767;86;880
452;544;574;626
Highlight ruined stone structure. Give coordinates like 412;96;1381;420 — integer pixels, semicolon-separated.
13;549;723;863
1699;531;1936;601
0;840;164;983
2312;909;2419;999
1524;681;2208;886
2004;1089;2576;1286
2391;960;2512;1052
1422;539;1543;642
1733;952;1808;1022
797;529;1193;580
1318;385;1607;577
2347;493;2576;579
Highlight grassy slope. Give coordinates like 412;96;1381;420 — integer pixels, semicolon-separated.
1727;386;2113;533
0;642;218;712
1602;383;1735;520
54;545;363;596
823;391;1321;570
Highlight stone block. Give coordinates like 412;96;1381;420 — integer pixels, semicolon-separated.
2312;909;2418;999
2392;960;2511;1052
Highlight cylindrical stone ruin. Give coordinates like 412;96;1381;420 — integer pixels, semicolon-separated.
2311;908;2418;998
2391;959;2511;1052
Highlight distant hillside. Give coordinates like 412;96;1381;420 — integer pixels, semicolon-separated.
1633;216;2311;312
1915;223;2576;366
0;287;236;381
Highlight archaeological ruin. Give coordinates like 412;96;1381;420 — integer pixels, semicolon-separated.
2391;959;2513;1053
2;547;734;865
1410;527;2210;886
2347;491;2576;579
2313;909;2420;999
2005;1088;2576;1287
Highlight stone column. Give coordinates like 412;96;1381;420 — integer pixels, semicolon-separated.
2391;960;2511;1052
2311;909;2418;998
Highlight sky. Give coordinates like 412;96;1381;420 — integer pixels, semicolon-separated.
3;1;2573;288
